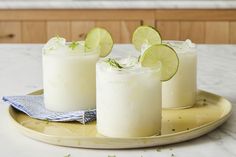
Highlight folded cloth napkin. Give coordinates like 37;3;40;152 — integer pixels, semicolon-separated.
2;95;96;124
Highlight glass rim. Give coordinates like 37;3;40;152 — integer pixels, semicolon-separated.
43;42;100;56
162;40;196;54
96;57;161;75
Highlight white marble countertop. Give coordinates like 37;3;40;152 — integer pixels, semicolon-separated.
1;0;236;9
0;43;236;157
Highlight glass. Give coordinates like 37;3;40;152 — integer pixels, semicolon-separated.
42;46;99;112
162;40;197;109
96;59;162;137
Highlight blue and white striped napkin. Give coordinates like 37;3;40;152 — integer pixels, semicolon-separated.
2;95;96;124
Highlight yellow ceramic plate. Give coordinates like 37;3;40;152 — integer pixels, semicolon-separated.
8;90;232;149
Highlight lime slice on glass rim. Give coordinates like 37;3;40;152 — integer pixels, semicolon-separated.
132;25;162;52
85;27;113;57
140;44;179;81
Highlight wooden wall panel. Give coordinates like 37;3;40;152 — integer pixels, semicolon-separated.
22;21;46;43
120;21;141;43
96;21;121;43
0;21;21;43
47;21;71;40
142;19;155;27
180;21;205;43
71;21;95;41
205;22;229;44
0;10;236;44
230;22;236;44
156;21;180;40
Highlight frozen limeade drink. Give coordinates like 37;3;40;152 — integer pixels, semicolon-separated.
96;57;162;137
162;40;197;109
42;28;113;112
96;26;179;137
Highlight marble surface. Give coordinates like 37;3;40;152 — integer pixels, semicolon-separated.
0;43;236;157
1;0;236;9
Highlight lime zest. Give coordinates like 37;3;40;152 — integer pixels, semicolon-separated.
64;154;71;157
56;34;60;39
105;58;123;69
69;41;79;50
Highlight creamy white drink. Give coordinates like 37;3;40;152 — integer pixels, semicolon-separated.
43;37;99;112
96;57;162;137
162;40;197;109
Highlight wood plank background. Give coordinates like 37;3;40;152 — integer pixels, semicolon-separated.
0;9;236;44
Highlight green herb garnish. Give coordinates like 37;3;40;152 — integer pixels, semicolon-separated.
105;58;123;69
138;55;141;62
69;41;79;50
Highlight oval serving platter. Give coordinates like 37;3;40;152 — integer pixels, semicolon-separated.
8;90;232;149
